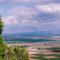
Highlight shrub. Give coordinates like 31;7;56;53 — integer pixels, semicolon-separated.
4;47;17;60
14;46;29;60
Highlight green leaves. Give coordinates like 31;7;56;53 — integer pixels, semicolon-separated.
0;46;30;60
4;47;17;60
14;46;29;60
0;16;3;35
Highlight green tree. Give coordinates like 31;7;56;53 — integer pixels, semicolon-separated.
0;16;7;60
0;16;5;44
0;16;3;35
14;46;29;60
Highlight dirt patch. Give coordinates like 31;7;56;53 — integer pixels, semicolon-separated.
41;51;60;55
44;56;58;58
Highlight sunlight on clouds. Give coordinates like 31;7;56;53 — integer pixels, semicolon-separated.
3;16;19;25
3;15;39;26
10;7;37;16
50;3;60;12
1;0;60;34
3;3;60;26
36;5;52;12
21;19;39;25
36;3;60;13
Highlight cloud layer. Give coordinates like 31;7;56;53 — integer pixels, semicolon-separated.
0;0;60;35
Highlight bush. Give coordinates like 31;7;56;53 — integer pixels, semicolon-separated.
4;47;17;60
2;46;30;60
14;46;29;60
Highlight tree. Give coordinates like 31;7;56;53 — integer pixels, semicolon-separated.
14;46;29;60
0;16;7;60
0;16;3;35
0;16;5;44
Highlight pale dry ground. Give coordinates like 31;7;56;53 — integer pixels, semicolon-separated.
7;42;60;47
27;47;60;59
7;42;60;60
44;56;58;58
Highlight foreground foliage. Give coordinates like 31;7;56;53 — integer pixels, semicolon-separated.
0;42;29;60
0;16;30;60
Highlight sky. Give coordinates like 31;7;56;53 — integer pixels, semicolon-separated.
0;0;60;35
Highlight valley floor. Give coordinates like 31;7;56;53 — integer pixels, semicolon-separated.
8;42;60;60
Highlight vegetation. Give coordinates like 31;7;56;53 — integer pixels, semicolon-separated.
31;54;60;60
47;47;60;52
31;54;48;60
0;16;3;34
14;46;29;60
0;16;60;60
0;16;30;60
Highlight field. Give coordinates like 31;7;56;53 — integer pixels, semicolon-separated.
8;42;60;60
27;43;60;60
6;36;60;60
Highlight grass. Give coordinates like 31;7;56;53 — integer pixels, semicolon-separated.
47;47;60;52
44;54;60;57
49;58;60;60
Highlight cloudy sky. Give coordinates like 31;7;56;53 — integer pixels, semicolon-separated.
1;0;60;35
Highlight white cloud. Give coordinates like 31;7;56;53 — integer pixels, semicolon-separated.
36;3;60;13
3;15;39;26
20;19;39;25
50;4;60;12
3;15;19;25
17;0;31;2
10;6;37;16
36;5;52;12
